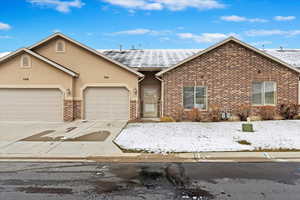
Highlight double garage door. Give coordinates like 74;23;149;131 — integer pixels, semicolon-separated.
84;87;129;121
0;87;129;122
0;88;63;122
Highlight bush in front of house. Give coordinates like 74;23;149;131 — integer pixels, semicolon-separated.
259;106;276;120
160;116;176;122
235;104;252;121
187;108;202;122
279;104;300;120
208;104;222;122
173;106;184;122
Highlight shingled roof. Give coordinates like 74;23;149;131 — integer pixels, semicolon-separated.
2;49;300;70
100;49;300;71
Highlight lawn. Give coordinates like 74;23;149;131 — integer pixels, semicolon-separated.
114;120;300;153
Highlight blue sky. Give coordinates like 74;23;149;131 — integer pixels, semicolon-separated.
1;0;300;52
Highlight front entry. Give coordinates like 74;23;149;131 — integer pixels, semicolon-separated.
142;87;159;118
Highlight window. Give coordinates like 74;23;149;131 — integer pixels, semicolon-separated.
183;86;207;110
252;82;276;105
20;55;31;68
56;40;65;52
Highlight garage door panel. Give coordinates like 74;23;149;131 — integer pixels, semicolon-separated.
84;87;129;120
0;89;63;122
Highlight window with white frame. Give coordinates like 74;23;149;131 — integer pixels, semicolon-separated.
20;55;31;68
56;40;65;52
183;86;207;110
252;81;276;105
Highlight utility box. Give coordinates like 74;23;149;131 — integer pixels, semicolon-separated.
242;123;254;132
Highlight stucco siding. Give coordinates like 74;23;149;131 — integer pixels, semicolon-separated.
0;52;73;98
33;37;139;101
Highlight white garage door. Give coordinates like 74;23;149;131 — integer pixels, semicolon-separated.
0;88;63;122
84;87;129;120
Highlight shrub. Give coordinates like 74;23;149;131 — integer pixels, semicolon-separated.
208;105;222;122
279;104;300;120
235;104;251;121
237;140;252;145
173;106;184;122
160;116;175;122
259;106;276;120
187;108;202;122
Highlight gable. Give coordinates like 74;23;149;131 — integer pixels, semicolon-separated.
156;37;300;76
0;52;73;86
29;33;143;77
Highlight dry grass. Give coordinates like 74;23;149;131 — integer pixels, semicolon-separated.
237;140;252;145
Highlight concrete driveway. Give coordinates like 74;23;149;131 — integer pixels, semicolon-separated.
0;120;127;158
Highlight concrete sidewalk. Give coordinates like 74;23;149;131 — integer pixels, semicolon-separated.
0;121;299;162
0;151;300;163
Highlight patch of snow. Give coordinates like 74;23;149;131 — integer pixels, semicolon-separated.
0;52;10;58
115;120;300;153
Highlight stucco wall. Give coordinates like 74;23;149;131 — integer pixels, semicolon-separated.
33;37;139;101
0;52;73;99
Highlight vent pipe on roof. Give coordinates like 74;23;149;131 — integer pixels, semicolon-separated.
119;45;123;52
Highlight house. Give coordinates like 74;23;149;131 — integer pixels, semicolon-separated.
0;33;299;122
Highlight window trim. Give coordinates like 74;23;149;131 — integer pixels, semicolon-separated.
55;40;65;53
182;86;208;111
20;55;31;68
251;81;277;106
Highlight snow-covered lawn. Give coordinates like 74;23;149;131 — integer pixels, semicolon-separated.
115;120;300;153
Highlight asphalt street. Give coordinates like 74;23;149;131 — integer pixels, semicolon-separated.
0;162;299;200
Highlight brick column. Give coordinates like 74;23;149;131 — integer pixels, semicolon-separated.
63;100;74;121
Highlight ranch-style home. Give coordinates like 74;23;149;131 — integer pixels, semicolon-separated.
0;33;299;122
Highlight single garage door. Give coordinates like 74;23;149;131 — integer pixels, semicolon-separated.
0;88;63;122
84;87;129;120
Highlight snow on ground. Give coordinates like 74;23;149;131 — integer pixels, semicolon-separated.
115;120;300;153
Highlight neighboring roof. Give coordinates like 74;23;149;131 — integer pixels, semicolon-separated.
156;37;300;76
28;33;144;78
0;48;78;77
100;49;200;70
264;49;300;69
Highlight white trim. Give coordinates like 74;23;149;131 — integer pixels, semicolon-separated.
156;36;300;77
20;54;31;68
28;32;144;78
0;48;78;77
55;39;65;53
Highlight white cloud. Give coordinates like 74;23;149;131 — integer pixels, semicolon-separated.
111;28;171;35
177;32;238;43
27;0;84;13
102;0;225;11
246;29;300;37
0;22;11;30
0;52;11;58
0;35;12;39
52;29;61;33
274;16;296;21
220;15;268;23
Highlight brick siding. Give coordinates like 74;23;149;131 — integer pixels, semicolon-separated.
162;41;299;118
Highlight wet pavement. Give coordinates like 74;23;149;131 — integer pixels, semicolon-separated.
0;162;299;200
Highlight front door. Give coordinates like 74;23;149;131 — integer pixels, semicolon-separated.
142;87;158;118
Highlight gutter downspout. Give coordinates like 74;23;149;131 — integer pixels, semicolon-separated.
155;75;164;117
137;76;145;119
